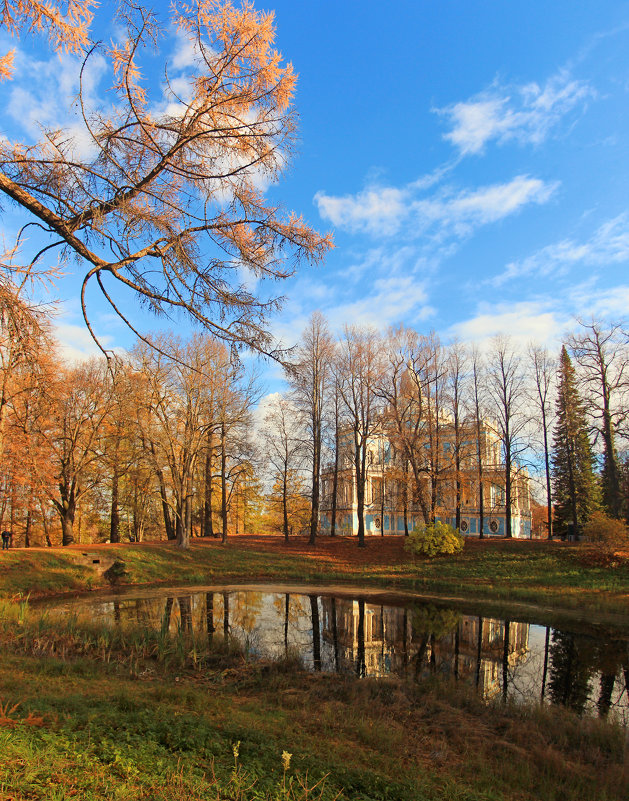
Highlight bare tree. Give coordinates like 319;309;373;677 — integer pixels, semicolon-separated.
326;369;343;537
261;396;306;542
529;346;556;538
469;347;487;538
377;327;431;525
487;337;529;538
445;341;469;530
287;312;334;545
336;326;384;547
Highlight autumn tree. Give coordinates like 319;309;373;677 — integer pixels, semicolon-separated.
487;337;529;538
133;335;258;551
261;396;306;541
33;359;113;545
552;346;599;536
97;360;146;543
0;0;330;355
529;346;556;539
336;326;384;547
287;312;333;545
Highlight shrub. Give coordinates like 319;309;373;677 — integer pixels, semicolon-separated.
582;511;629;560
405;521;464;558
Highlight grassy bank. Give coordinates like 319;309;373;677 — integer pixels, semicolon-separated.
0;601;626;801
1;536;629;623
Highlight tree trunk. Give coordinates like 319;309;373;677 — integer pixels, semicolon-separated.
56;487;76;546
541;406;553;538
203;431;215;537
502;619;511;700
356;437;366;547
24;508;31;548
309;421;320;545
541;626;550;703
206;592;215;645
178;596;192;633
223;592;230;639
282;471;289;542
504;441;513;538
330;426;339;537
356;599;365;677
475;616;483;689
309;594;321;671
221;423;228;543
331;597;339;672
156;467;175;541
110;465;120;543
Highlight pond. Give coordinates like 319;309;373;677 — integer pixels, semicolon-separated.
43;583;629;725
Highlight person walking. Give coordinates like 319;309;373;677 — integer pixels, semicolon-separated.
1;530;11;550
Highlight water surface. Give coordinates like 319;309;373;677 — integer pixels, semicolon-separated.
44;584;629;724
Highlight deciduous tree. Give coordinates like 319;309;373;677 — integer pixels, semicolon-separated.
529;346;556;539
336;326;384;547
287;312;333;545
0;0;330;354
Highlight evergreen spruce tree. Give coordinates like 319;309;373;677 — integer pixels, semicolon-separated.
551;347;600;536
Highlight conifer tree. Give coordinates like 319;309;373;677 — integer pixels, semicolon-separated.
551;346;599;535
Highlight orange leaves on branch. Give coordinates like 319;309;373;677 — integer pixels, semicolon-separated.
0;0;331;358
0;0;95;79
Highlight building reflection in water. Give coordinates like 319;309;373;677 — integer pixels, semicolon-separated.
64;589;629;724
319;599;529;700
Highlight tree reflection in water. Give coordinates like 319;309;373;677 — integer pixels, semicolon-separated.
57;588;629;722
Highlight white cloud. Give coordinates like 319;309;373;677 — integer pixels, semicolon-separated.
313;186;407;235
414;175;558;235
53;321;114;364
447;301;567;352
6;48;108;158
315;174;557;242
492;213;629;286
568;283;629;320
325;275;434;333
437;69;592;156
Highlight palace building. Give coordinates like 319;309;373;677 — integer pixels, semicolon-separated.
319;416;532;538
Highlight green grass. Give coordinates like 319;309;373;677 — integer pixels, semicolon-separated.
0;627;626;801
1;536;629;625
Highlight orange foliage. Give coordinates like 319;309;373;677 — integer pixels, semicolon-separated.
0;0;331;356
0;0;95;80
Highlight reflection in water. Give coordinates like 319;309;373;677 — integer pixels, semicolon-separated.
48;588;629;724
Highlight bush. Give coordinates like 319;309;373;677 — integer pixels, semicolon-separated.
582;511;629;559
404;521;464;558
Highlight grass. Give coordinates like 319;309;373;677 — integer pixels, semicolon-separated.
0;601;626;801
1;536;629;626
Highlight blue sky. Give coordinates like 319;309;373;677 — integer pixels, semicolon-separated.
2;0;629;372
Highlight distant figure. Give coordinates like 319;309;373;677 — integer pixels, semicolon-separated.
1;530;11;550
